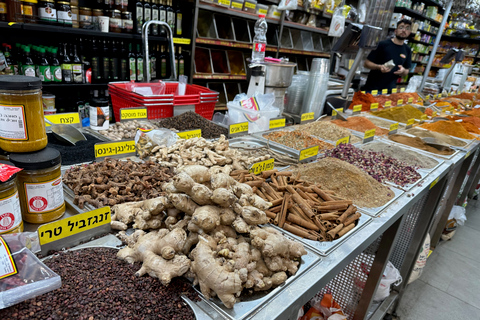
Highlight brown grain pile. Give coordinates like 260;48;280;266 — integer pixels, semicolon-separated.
293;121;362;143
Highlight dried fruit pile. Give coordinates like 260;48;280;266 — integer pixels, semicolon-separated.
263;131;334;151
155;111;228;139
324;144;421;186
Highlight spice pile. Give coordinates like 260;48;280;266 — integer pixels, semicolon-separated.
47;133;101;166
348;91;378;112
63;158;174;209
386;92;422;105
291;158;395;208
294;121;362;143
331;117;389;135
420;121;476;140
263;131;334;152
230;170;361;242
370;105;425;123
357;116;400;129
155;111;228;139
0;248;199;320
98;120;159;140
361;141;439;169
448;116;480;128
406;128;467;147
388;134;455;155
324;144;421;186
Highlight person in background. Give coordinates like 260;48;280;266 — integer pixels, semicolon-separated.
363;19;412;92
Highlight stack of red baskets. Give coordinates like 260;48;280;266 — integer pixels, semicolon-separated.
108;81;219;121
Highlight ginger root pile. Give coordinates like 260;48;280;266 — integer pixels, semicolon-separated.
114;165;307;308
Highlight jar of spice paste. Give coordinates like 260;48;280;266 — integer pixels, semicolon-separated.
0;75;47;153
38;0;56;24
0;161;23;234
9;148;65;224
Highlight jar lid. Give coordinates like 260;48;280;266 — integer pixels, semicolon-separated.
91;98;109;107
80;7;91;10
113;9;121;13
0;75;41;90
0;161;18;183
93;9;103;12
42;0;55;3
57;1;70;4
10;148;61;171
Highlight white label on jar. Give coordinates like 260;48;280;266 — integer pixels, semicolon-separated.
80;14;93;22
0;105;27;140
25;176;64;214
152;9;158;20
0;192;22;233
89;106;110;130
123;19;133;30
144;8;151;21
38;7;57;21
109;17;121;28
58;10;73;24
167;11;174;26
0;236;17;279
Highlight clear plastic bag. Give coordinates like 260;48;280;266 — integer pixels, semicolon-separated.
328;7;345;37
227;93;280;133
134;128;179;158
125;80;167;96
176;75;188;96
278;0;297;11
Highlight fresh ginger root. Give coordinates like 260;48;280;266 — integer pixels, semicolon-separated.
111;196;171;230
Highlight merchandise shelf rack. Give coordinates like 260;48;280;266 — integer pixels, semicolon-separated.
393;6;441;25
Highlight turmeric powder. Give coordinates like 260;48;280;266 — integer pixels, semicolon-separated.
420;121;476;139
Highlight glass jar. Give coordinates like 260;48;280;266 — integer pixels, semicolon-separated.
109;9;121;33
0;76;47;153
56;1;72;26
9;148;65;224
71;5;79;28
0;161;24;235
0;0;8;22
21;0;38;23
121;11;132;33
70;0;78;5
38;0;56;24
79;6;92;28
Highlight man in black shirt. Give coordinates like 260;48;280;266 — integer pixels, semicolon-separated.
363;19;412;92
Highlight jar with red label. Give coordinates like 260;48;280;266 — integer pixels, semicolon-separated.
9;148;65;224
0;161;23;235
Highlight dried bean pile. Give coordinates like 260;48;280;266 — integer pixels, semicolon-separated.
263;131;334;152
98;120;159;141
63;158;174;209
361;141;439;169
0;248;199;320
291;158;395;208
294;121;362;143
155;111;228;139
324;144;421;186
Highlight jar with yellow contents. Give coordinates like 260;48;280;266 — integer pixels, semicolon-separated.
9;148;65;224
0;161;24;234
0;75;47;153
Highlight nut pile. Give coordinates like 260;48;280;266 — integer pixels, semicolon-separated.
155;111;229;139
263;131;334;152
324;144;421;186
98;120;159;140
0;248;199;320
63;158;174;209
293;121;362;143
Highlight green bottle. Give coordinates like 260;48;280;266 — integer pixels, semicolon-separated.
128;43;136;81
50;48;62;82
22;47;36;77
136;44;144;81
38;48;51;82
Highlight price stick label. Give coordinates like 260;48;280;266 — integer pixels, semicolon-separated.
249;158;274;175
352;104;362;115
426;95;431;100
269;117;286;129
417;97;423;103
371;90;378;96
336;136;350;146
389;122;399;135
363;128;375;143
430;177;439;189
258;8;268;14
331;108;343;120
400;88;405;92
382;89;388;95
94;140;136;159
45;112;80;127
370;103;379;111
433;94;438;99
406;118;415;129
300;112;315;123
408;97;413;103
420;114;428;124
38;207;111;246
361;91;366;94
392;88;398;93
177;129;201;139
299;146;319;163
245;1;255;8
397;99;404;105
432;111;438;117
218;0;230;6
385;100;392;108
231;1;242;8
120;107;147;121
229;122;248;138
173;38;191;45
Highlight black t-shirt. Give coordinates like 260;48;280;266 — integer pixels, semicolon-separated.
364;39;412;91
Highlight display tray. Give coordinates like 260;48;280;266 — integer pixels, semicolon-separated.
358;185;404;217
63;183;97;213
353;114;407;130
267;213;372;256
398;126;476;151
192;240;321;320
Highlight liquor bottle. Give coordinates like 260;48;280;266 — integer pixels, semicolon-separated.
175;0;182;36
160;44;167;78
72;44;83;83
50;47;62;82
177;46;184;76
102;40;110;81
136;43;144;81
144;0;151;29
61;43;73;83
91;39;102;83
22;46;36;77
159;0;166;36
135;0;144;34
151;0;159;35
174;45;178;79
166;0;174;31
110;41;120;81
120;41;129;80
150;44;156;80
128;43;136;81
37;48;51;82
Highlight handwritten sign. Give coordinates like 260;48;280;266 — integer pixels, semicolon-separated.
249;158;274;175
45;113;80;127
389;123;399;134
94;140;136;159
352;104;362;115
363;128;375;143
229;122;248;137
177;129;201;139
120;107;147;121
299;146;319;162
406;118;415;129
336;136;350;146
269;117;286;129
301;112;315;123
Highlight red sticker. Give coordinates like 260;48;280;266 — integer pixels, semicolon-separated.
29;196;48;212
0;213;15;231
254;43;266;53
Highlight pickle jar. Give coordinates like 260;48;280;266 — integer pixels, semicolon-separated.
9;148;65;224
0;161;24;234
0;75;47;153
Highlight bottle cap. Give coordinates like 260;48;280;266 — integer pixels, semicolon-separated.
259;14;266;18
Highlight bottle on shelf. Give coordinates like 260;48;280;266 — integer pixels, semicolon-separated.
61;43;73;83
72;44;83;83
136;43;144;81
144;0;151;29
50;47;62;82
37;48;52;82
136;0;144;34
110;40;120;81
128;42;136;81
151;0;159;35
252;14;267;63
79;38;90;83
102;40;110;81
159;0;166;36
166;0;175;32
91;39;102;83
175;0;182;36
120;41;129;81
160;44;167;78
178;46;184;76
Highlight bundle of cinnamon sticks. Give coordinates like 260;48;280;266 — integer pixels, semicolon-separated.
230;169;361;242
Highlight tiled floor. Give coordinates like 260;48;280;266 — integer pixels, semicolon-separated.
396;200;480;319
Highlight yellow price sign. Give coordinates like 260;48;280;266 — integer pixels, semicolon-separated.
273;11;281;17
245;2;255;8
94;140;136;158
336;136;350;146
173;38;191;45
397;99;404;105
385;100;392;108
218;0;230;5
249;158;275;175
229;122;248;137
432;111;438;117
120;107;147;121
408;97;413;103
400;88;405;92
299;146;319;162
465;151;471;159
301;112;315;123
426;95;431;100
421;115;428;121
406;118;415;128
258;8;268;14
38;207;111;245
361;91;366;94
45;112;80;127
177;129;202;139
389;122;399;134
363;128;375;143
269;118;286;129
430;177;439;189
232;2;243;8
353;104;362;114
417;97;422;103
392;88;398;93
370;103;379;111
371;90;378;96
382;89;388;94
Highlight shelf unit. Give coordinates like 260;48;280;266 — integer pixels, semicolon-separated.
394;6;441;25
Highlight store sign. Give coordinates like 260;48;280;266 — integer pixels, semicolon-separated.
249;158;274;175
177;129;202;139
120;107;148;121
269;117;286;129
94;140;136;159
300;112;315;123
229;122;248;137
363;128;375;143
299;146;319;162
397;99;403;105
352;104;362;115
389;123;399;134
45;113;80;127
406;118;415;129
370;103;379;111
38;207;111;245
385;100;392;108
336;136;350;146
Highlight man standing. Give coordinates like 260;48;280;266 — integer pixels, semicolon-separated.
363;19;412;92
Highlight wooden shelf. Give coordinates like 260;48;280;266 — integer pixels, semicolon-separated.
283;21;329;35
198;2;280;24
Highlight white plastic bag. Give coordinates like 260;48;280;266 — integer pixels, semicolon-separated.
328;7;345;37
408;233;430;284
278;0;297;11
374;261;402;302
448;205;467;226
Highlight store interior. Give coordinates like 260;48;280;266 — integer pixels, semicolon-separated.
1;0;480;319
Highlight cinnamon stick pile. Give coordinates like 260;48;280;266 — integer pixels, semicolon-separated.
230;169;361;242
